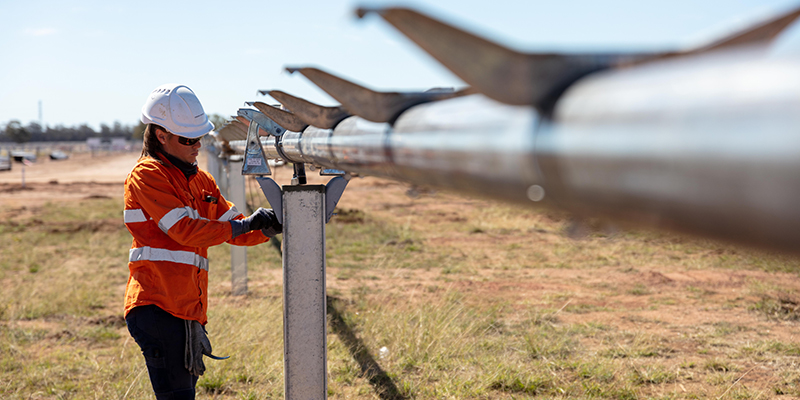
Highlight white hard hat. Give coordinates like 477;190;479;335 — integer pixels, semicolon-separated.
140;83;215;138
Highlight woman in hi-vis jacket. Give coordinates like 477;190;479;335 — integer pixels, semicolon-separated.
123;83;281;400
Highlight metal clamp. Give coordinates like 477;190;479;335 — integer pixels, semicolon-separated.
241;120;272;176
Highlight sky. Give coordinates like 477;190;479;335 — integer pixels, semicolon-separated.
1;0;800;131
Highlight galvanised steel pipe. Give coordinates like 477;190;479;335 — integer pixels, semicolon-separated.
233;95;539;201
231;52;800;253
539;51;800;252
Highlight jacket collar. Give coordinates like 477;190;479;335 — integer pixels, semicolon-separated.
158;151;198;180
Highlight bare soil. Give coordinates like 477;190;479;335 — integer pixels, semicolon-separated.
0;151;135;219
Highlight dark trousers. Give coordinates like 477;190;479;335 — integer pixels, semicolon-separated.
126;305;198;400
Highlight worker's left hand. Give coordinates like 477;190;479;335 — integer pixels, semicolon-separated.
261;210;282;237
247;208;276;231
231;208;275;238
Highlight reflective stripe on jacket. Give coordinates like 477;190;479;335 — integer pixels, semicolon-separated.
123;155;268;324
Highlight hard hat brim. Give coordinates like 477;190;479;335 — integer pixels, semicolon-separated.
140;115;214;138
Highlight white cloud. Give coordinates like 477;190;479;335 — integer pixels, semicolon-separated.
25;28;57;37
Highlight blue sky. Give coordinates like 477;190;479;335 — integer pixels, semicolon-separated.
1;0;799;130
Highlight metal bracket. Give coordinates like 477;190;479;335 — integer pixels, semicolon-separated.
253;102;309;132
256;175;348;225
255;177;283;225
237;108;286;137
241;120;272;176
325;176;349;223
285;66;472;124
267;90;351;129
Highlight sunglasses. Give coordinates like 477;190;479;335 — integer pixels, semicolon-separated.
177;136;203;146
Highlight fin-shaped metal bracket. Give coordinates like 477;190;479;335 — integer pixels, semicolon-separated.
255;177;283;225
285;67;473;124
355;8;647;113
261;90;352;129
218;123;247;142
237;108;287;137
229;119;251;137
235;116;272;137
252;102;309;132
356;7;800;114
241;120;272;176
325;176;348;223
681;5;800;54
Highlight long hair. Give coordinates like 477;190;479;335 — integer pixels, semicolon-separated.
140;124;167;161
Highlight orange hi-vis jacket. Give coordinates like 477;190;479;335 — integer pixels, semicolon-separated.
123;155;268;325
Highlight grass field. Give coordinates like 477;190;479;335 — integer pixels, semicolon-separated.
2;178;800;399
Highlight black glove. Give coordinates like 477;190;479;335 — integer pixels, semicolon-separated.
184;320;228;377
246;208;275;231
230;208;275;239
261;212;282;238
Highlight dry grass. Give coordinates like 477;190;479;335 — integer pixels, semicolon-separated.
2;177;800;399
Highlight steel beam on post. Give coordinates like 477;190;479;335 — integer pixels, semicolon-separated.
282;184;327;399
228;157;248;296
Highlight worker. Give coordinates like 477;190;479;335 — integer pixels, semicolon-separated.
123;83;281;399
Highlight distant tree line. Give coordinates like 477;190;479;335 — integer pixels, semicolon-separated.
1;113;228;144
0;120;146;144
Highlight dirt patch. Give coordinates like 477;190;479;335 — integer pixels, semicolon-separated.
0;151;139;185
88;314;127;329
333;208;366;224
46;218;124;234
0;151;136;210
0;184;36;194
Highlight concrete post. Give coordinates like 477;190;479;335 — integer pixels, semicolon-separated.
218;159;230;199
228;158;248;296
206;149;222;184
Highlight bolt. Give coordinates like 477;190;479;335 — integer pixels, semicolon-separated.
527;185;545;202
